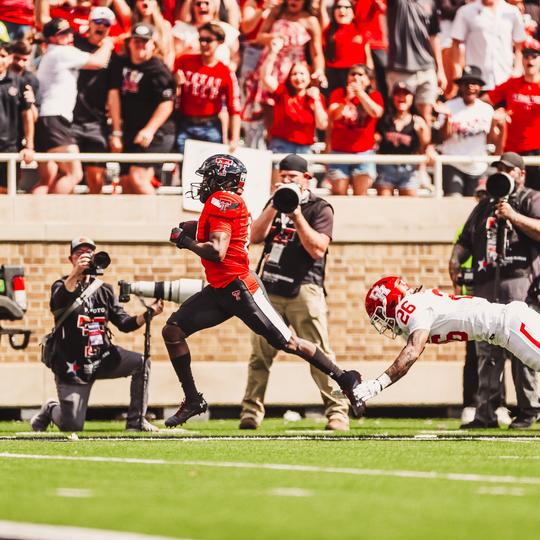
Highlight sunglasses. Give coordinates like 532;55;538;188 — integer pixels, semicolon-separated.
199;36;216;43
92;19;112;27
334;4;353;9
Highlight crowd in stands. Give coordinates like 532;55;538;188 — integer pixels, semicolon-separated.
1;0;540;195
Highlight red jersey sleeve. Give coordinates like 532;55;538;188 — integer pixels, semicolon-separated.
206;192;245;223
488;78;513;107
224;69;242;115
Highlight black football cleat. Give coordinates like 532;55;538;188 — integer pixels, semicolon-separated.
165;394;208;427
337;370;365;417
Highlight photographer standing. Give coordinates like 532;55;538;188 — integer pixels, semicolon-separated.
450;152;540;429
31;237;163;433
239;154;350;431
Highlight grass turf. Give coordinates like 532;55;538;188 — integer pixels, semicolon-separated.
1;418;539;540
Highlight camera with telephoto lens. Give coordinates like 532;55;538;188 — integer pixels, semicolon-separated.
486;172;515;201
272;183;301;213
83;251;111;276
118;279;204;304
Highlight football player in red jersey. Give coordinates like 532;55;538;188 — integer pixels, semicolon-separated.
162;153;364;426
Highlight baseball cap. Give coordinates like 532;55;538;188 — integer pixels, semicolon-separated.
130;23;155;41
523;46;540;57
70;237;96;254
43;18;73;39
392;81;414;95
279;154;309;174
454;65;485;86
493;152;525;171
90;6;116;24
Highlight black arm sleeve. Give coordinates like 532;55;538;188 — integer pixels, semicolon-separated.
456;203;485;252
105;284;140;333
50;279;81;313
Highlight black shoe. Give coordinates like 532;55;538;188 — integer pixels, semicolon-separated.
30;399;57;432
336;370;365;417
165;394;208;427
509;415;538;429
460;419;499;429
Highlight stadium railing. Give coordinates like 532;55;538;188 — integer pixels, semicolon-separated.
2;152;540;197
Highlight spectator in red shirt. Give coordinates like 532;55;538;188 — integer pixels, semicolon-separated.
486;46;540;190
37;0;132;42
261;37;327;154
175;22;241;153
0;0;33;40
355;0;388;101
323;0;372;96
325;64;384;195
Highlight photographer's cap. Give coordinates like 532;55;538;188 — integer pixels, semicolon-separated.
70;237;96;253
130;23;155;41
278;154;310;175
493;152;525;171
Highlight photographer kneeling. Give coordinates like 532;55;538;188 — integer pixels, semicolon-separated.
31;237;163;432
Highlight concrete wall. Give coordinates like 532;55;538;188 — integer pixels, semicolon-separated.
3;194;526;408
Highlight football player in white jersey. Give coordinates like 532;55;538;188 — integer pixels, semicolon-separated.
354;275;540;407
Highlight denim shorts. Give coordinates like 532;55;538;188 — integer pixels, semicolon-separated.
326;150;376;181
375;164;419;190
269;137;312;154
176;119;222;153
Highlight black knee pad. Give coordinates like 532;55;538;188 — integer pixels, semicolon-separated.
162;323;183;344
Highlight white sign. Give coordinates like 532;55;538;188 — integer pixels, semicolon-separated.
181;140;273;218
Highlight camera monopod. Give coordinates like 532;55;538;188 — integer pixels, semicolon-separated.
137;295;154;430
486;172;514;303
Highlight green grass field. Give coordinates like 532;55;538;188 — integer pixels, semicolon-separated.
1;418;540;540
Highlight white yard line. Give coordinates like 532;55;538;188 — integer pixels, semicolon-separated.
1;452;540;486
0;521;190;540
3;434;540;442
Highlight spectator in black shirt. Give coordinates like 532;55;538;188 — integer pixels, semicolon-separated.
0;41;35;193
109;22;176;194
73;6;120;193
9;40;40;116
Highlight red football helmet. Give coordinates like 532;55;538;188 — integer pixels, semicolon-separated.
365;276;411;338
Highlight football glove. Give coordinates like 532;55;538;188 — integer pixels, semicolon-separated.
352;379;384;404
169;225;192;249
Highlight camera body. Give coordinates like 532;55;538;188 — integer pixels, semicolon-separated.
83;251;111;276
118;279;204;304
273;183;301;213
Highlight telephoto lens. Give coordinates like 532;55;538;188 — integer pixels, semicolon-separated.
273;183;301;213
486;172;514;200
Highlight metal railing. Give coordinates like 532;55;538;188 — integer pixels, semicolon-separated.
2;152;540;197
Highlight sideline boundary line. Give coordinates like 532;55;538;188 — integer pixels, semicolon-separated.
1;452;540;486
0;434;539;442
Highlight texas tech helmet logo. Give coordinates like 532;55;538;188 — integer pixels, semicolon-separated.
215;157;234;176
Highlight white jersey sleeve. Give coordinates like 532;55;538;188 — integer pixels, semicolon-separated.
395;294;436;337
